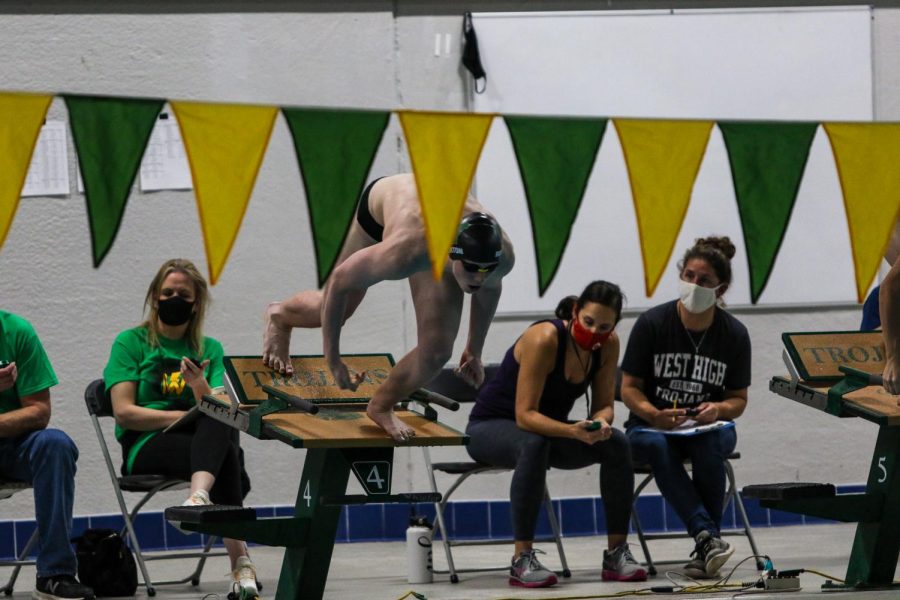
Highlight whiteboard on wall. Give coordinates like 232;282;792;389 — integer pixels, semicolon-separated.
472;7;873;313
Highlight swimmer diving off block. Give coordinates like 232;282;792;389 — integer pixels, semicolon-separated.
263;173;515;442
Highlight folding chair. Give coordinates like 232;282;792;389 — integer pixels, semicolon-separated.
0;480;38;596
630;453;765;575
614;369;763;574
421;367;570;584
84;379;226;596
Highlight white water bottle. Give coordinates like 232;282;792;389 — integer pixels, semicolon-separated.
406;516;433;583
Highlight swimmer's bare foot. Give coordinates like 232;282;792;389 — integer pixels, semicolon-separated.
263;302;294;375
367;401;416;443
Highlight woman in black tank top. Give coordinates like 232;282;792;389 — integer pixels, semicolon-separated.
466;281;646;588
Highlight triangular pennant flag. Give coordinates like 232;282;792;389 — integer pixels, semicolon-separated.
504;115;607;295
171;101;278;284
0;92;53;250
719;121;818;303
824;122;900;302
64;95;164;267
282;108;389;287
614;119;714;297
398;110;494;279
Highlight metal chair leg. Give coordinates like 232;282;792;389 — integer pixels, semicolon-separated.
542;486;570;578
184;535;218;585
725;461;764;570
631;472;657;575
0;528;38;596
423;449;460;584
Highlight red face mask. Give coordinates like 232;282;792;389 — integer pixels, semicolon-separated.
570;313;612;351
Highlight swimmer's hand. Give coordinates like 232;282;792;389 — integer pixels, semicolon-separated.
330;360;366;391
884;359;900;395
454;351;484;388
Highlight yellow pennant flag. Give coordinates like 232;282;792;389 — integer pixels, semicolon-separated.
0;92;53;250
171;101;278;284
614;119;714;297
824;123;900;302
399;110;494;279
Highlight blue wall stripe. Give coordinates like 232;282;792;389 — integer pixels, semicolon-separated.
0;484;859;560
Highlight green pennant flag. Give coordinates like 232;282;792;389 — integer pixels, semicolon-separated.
65;95;163;267
719;121;818;303
282;107;390;287
504;115;607;295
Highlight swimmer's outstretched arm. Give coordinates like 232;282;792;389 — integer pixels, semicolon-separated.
459;249;514;387
322;239;422;389
881;259;900;394
457;281;501;388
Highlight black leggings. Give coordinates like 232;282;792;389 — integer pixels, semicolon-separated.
131;414;250;506
466;418;634;541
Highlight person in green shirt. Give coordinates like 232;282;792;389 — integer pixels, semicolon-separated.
0;311;95;600
103;258;258;598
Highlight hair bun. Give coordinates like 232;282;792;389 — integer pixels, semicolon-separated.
695;236;736;261
554;296;577;320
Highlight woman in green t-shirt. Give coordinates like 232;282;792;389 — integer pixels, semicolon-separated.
103;258;258;597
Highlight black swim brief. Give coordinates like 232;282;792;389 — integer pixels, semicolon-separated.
356;177;385;242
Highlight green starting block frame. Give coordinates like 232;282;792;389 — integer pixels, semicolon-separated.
165;354;466;600
765;332;899;590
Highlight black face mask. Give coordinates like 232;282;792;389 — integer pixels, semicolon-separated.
158;296;194;326
462;12;487;94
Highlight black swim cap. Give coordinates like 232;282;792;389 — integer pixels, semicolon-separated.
449;212;503;264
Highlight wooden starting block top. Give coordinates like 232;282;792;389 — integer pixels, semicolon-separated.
771;377;900;425
842;386;900;424
782;331;884;382
206;354;467;448
202;394;465;448
774;330;899;424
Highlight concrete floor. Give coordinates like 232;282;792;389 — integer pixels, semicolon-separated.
3;522;898;599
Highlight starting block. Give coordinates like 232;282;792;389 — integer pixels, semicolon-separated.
753;331;900;591
164;354;466;600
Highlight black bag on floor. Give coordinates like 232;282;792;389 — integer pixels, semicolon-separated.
72;528;138;597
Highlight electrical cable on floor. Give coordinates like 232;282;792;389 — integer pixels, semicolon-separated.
397;555;900;600
489;554;771;600
793;568;840;583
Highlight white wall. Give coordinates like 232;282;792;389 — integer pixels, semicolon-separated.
0;4;897;520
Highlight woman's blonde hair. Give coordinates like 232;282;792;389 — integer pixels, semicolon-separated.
141;258;209;353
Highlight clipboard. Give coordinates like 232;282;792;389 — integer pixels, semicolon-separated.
635;419;735;437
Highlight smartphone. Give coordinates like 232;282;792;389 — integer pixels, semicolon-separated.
0;360;9;369
586;421;602;431
684;407;700;417
184;357;204;368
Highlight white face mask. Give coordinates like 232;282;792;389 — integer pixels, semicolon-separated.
678;280;720;314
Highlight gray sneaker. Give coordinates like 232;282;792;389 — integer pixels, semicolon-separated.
683;556;708;579
602;543;648;581
692;530;734;577
509;549;558;588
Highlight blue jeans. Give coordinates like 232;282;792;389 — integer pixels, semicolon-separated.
627;426;736;539
0;429;79;577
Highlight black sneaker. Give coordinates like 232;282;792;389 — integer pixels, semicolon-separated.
692;530;734;577
33;575;95;600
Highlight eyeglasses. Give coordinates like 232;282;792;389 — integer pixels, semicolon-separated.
461;261;498;273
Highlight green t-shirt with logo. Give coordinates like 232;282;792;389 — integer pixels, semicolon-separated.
0;311;58;415
103;326;224;473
